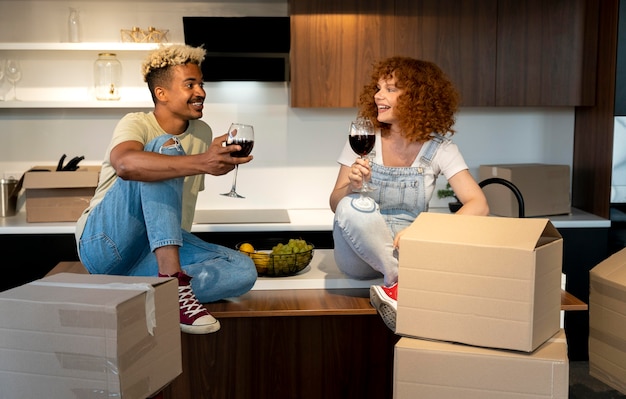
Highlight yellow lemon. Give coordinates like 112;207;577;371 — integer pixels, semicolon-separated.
239;243;255;253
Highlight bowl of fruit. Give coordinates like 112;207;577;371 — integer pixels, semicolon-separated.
237;238;314;277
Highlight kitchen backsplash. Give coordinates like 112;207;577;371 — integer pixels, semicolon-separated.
0;93;575;212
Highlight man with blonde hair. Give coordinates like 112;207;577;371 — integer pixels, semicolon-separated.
75;44;257;334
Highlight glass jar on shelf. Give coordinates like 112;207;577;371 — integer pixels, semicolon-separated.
93;53;121;101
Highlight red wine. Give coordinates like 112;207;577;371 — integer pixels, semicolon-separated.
349;134;375;156
228;139;254;157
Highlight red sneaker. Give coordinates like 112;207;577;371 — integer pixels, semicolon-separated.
370;283;398;332
160;271;221;334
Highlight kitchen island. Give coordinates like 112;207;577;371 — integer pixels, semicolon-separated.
0;206;610;362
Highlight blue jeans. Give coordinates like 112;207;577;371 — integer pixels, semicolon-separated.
78;134;257;303
333;160;430;287
333;194;399;286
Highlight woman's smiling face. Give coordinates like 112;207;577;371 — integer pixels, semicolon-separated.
374;76;403;125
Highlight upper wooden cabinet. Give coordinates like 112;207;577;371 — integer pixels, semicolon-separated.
496;0;599;106
290;0;599;108
290;0;395;108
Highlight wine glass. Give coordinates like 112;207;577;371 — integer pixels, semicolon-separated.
348;118;377;210
5;59;21;101
0;59;5;101
221;123;254;198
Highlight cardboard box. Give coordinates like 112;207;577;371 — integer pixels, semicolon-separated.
23;165;100;222
589;247;626;395
479;163;571;217
0;273;182;399
397;212;563;352
393;329;569;399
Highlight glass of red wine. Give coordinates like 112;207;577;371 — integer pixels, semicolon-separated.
348;118;377;210
221;123;254;198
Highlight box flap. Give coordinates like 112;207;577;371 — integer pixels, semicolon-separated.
23;166;100;189
403;212;561;251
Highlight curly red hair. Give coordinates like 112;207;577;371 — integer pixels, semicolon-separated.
358;57;460;142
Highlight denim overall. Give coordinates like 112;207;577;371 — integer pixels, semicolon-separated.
332;134;444;286
78;134;257;303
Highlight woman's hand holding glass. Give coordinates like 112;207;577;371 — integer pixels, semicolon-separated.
348;118;377;210
349;157;374;191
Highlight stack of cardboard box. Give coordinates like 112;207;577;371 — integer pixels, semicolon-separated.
393;212;568;398
588;247;626;395
0;273;182;398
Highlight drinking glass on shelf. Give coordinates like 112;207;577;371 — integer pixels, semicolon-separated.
5;59;22;101
348;118;377;210
221;123;254;198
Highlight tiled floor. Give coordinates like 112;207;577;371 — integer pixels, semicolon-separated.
570;362;626;398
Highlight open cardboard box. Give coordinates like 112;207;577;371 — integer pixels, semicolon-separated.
394;329;569;399
0;273;181;398
589;247;626;395
397;212;563;352
23;165;100;222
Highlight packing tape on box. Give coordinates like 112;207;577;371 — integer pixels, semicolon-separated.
30;281;156;335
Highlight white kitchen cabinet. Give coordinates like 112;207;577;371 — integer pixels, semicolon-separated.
0;42;174;108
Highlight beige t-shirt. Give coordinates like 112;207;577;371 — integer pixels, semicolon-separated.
75;112;212;243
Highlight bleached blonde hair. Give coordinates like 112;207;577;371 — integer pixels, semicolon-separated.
141;44;206;82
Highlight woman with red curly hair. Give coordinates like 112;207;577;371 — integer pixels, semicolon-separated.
329;57;489;331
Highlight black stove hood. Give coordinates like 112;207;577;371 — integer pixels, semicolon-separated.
183;16;290;82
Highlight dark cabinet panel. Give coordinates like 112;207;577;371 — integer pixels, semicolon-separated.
496;0;598;106
614;0;626;115
572;0;616;219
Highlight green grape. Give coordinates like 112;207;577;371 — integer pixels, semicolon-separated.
269;239;313;274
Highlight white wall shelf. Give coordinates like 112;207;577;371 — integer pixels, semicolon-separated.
0;42;177;51
0;42;168;109
0;100;152;109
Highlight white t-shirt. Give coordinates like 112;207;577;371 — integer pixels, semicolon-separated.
336;132;469;203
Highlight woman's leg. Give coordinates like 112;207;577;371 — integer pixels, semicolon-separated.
332;195;399;286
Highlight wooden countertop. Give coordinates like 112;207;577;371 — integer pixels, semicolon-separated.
0;207;611;235
46;261;588;314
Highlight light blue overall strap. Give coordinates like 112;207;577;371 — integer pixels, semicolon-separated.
418;133;446;168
